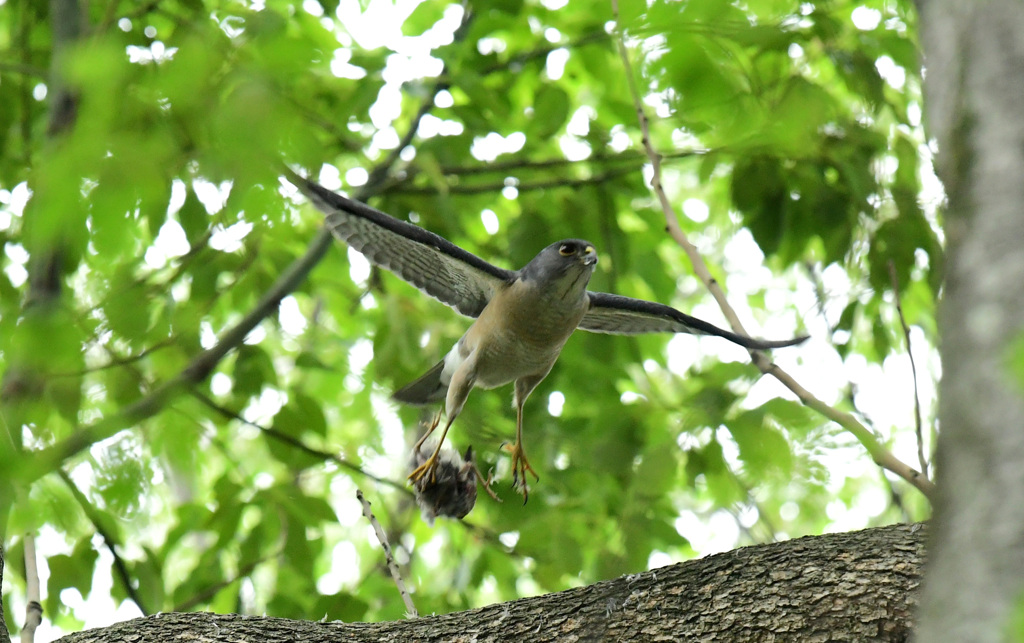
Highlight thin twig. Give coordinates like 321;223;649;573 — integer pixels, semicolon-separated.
191;390;412;495
610;0;935;500
20;531;42;643
356;490;418;618
888;261;929;478
56;470;149;615
388;167;638;196
7;227;335;485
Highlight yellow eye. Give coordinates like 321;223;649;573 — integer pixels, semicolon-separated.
559;244;574;256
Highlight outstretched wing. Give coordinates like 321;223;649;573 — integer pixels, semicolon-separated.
580;292;807;350
289;174;515;318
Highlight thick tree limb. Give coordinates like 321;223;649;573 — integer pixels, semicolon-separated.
54;523;925;643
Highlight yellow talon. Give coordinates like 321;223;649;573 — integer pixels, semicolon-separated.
502;441;539;503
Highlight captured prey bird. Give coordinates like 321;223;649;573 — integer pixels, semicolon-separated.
285;171;807;502
410;441;496;525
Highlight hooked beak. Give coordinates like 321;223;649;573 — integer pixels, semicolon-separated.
582;245;598;267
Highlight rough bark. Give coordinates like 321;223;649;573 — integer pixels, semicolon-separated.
1;543;9;643
56;523;924;643
916;2;1024;641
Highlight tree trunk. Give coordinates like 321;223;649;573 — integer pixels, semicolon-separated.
1;543;8;643
915;2;1024;641
56;523;924;643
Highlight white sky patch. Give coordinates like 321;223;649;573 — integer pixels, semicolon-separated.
5;181;31;219
544;27;562;43
788;43;804;59
665;334;700;376
345;166;369;187
851;6;882;30
348;338;374;377
478;37;506;55
419;113;464;137
347;246;372;285
547;391;565;417
302;0;323;17
126;41;178;64
545;47;569;80
318;540;361;594
209;220;253;252
620;390;644;404
244;324;265;345
541;0;569;9
561;107;595;160
566;106;593;137
200;321;218;349
371;392;406;464
647;550;673;570
780;501;800;522
435;89;454;108
33;83;47;101
907;102;922;127
278;295;307;336
371;127;401;151
210;372;232;396
192;179;231;213
560;136;592;161
481;209;500;234
145;218;189;269
682;198;709;223
471;131;526;162
498;531;520;548
4;242;28;287
502;185;519;200
609;126;632;153
330;48;368;79
370;83;403;128
875;55;906;90
318;163;343;190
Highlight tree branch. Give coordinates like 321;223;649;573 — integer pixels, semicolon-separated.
7;227;334;485
387;167;638;196
190;391;412;496
356;490;417;618
610;1;935;500
54;523;926;643
19;532;41;643
56;470;149;616
888;260;929;478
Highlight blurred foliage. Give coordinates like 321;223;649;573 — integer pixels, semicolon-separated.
0;0;939;634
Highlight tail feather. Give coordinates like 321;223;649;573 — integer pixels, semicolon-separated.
393;360;448;405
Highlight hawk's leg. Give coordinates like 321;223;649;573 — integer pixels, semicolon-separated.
409;357;476;485
408;410;447;484
502;399;540;503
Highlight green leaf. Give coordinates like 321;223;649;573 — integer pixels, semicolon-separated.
531;85;570;139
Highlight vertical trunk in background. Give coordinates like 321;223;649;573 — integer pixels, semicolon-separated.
916;1;1024;641
1;542;8;643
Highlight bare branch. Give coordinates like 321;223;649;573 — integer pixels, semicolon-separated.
356;490;418;618
888;261;929;478
388;167;638;196
610;0;935;500
56;470;150;616
20;532;42;643
191;390;413;496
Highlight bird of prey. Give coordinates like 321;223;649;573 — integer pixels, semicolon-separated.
286;172;806;502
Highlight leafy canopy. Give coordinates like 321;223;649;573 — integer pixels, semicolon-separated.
0;0;937;633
